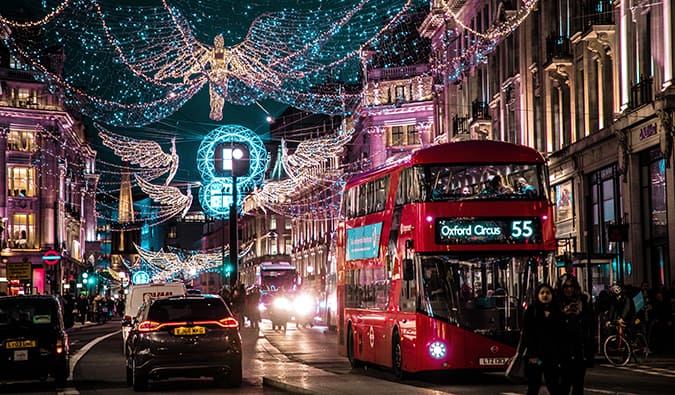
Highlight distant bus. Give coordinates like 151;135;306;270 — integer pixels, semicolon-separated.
336;140;556;377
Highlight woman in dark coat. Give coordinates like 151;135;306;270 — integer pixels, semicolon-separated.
522;283;563;395
557;274;595;395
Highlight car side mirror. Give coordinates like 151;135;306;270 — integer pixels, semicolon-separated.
403;258;414;281
121;317;132;327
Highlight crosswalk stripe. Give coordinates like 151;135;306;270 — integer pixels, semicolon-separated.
599;364;675;379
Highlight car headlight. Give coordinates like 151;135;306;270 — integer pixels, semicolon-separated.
293;294;314;315
272;297;291;310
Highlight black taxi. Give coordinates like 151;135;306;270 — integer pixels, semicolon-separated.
0;295;72;386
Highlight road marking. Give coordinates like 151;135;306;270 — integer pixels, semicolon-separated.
598;363;675;379
586;388;640;395
57;388;80;395
68;330;121;381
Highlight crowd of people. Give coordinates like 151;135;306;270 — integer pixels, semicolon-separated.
60;292;124;325
521;276;675;395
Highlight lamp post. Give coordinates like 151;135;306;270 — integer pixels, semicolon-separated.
216;143;249;288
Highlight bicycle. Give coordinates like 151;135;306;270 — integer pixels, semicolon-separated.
602;320;650;366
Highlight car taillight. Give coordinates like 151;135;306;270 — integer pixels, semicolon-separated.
56;335;67;354
138;320;163;332
215;317;239;328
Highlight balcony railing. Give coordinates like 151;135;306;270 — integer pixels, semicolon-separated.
471;100;490;120
583;0;614;32
453;115;469;135
629;76;653;110
545;35;572;63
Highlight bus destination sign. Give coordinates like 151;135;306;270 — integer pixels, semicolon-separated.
435;217;542;245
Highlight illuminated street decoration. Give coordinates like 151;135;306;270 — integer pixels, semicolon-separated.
132;242;253;282
197;125;268;219
428;0;539;82
245;126;353;218
132;270;151;285
0;0;418;126
98;125;179;185
134;175;194;219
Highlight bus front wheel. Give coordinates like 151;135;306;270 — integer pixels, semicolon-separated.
347;325;364;368
392;330;408;380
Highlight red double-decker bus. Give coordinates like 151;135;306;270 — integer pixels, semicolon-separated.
336;140;556;377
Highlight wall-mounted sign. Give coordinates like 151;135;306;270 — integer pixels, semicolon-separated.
42;249;61;265
7;262;32;280
435;217;542;245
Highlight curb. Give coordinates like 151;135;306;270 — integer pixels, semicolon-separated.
263;377;317;395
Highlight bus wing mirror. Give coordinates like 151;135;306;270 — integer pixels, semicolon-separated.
403;259;414;281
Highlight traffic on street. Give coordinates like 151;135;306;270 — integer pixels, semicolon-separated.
1;316;674;395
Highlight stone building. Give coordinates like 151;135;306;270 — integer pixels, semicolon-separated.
0;45;97;295
420;0;674;292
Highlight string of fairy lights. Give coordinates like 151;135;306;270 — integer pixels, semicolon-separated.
1;1;538;278
0;0;420;126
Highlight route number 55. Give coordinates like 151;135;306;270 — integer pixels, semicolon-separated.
511;220;533;238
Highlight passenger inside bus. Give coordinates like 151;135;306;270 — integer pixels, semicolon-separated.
516;177;537;197
481;174;513;195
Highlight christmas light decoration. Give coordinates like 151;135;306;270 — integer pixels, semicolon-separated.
135;175;193;219
244;124;353;218
429;0;539;83
0;0;420;126
97;124;179;185
197;124;268;219
132;242;253;282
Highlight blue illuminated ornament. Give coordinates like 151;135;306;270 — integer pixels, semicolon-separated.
132;271;151;285
197;125;268;219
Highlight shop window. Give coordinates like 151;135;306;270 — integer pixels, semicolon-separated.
588;165;622;254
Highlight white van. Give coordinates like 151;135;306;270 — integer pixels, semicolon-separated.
122;282;186;345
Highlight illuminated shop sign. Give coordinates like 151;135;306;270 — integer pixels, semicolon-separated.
435;217;542;245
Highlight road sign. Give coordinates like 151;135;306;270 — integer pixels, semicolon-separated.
7;262;32;280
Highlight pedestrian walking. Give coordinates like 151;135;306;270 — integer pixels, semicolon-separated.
556;274;594;395
522;283;563;395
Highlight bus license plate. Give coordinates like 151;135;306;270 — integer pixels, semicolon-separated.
173;326;206;336
5;340;37;349
479;357;509;366
13;350;29;361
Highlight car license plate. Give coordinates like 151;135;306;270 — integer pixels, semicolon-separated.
479;357;509;366
5;340;37;349
13;350;29;361
173;326;206;336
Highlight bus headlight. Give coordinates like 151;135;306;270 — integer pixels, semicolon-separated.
428;341;447;359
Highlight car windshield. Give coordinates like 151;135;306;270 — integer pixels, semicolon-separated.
0;299;59;326
148;298;230;323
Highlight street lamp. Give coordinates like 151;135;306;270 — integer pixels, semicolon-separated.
215;143;250;288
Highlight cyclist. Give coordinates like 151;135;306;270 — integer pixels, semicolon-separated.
607;284;635;328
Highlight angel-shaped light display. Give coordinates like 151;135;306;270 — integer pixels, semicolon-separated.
132;242;253;283
98;125;179;185
0;0;417;126
135;175;193;219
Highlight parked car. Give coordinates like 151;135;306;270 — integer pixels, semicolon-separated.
122;282;186;347
0;295;73;386
124;294;242;391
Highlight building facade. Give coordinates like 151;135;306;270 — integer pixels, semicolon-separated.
420;0;674;292
0;47;97;295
